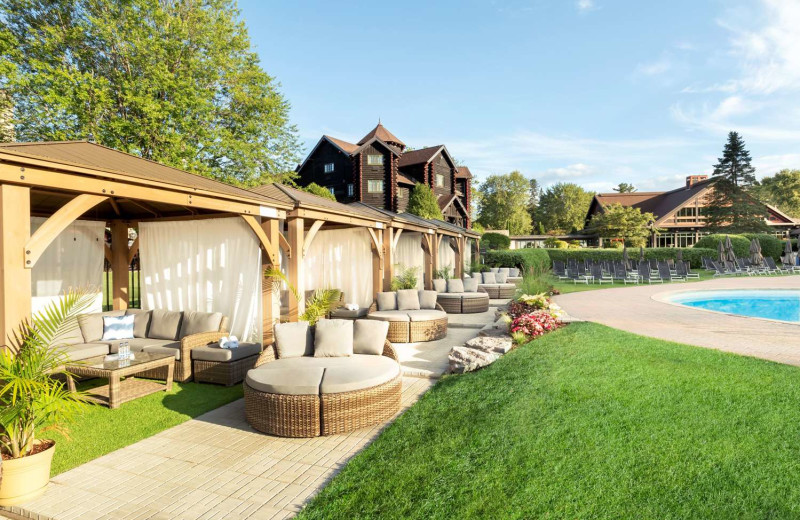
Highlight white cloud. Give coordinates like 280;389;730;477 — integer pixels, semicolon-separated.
636;58;672;76
541;163;595;179
753;153;800;177
576;0;595;13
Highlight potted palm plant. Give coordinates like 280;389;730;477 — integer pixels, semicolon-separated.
0;289;93;506
264;267;341;325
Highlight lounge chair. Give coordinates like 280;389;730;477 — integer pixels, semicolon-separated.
658;263;684;282
567;268;590;284
711;260;734;277
702;257;716;271
764;257;788;275
612;264;638;284
590;264;612;284
553;260;569;280
639;262;663;284
676;261;699;279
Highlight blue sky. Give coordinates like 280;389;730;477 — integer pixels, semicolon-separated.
240;0;800;193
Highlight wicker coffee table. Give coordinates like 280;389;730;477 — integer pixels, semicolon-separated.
65;352;175;409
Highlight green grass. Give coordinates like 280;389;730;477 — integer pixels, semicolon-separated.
553;270;716;294
49;380;242;476
297;322;800;519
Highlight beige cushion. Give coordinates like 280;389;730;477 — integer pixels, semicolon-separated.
246;366;324;395
406;310;446;322
482;272;497;284
320;356;400;394
99;337;161;354
496;272;508;283
274;321;312;358
353;319;389;355
78;311;125;343
498;268;510;275
142;341;182;360
149;310;183;340
368;311;411;322
418;290;438;310
436;293;461;300
313;319;353;358
461;292;489;300
59;343;109;361
396;289;420;311
447;279;465;293
179;311;223;338
433;279;446;293
125;309;152;338
463;277;479;292
510;268;521;277
192;342;262;362
376;292;397;311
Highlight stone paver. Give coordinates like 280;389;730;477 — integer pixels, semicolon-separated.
554;276;800;365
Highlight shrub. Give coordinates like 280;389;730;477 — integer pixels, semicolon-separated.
407;183;444;220
742;233;785;260
543;237;568;249
542;247;717;269
302;182;336;201
694;234;750;258
391;265;420;291
485;249;550;272
482;232;511;250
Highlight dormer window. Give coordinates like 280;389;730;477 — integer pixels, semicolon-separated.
435;174;445;187
367;155;384;166
324;163;334;173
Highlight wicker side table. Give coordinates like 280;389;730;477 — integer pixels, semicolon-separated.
66;352;175;409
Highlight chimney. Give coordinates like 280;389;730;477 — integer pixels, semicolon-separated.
686;175;708;187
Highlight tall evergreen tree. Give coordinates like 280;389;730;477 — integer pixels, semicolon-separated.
704;132;769;232
407;183;444;220
612;182;637;193
527;178;541;225
0;0;301;186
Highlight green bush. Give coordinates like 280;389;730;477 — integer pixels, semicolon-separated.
485;249;550;272
543;237;568;249
694;233;785;260
482;232;511;250
543;247;717;269
742;233;785;260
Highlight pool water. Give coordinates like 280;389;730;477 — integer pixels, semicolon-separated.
669;290;800;323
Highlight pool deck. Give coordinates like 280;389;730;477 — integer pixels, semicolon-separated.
554;275;800;367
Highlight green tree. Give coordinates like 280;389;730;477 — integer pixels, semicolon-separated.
612;182;637;193
407;183;444;220
0;0;300;186
588;203;658;244
528;178;541;225
704;132;769;232
537;221;545;235
476;171;533;234
535;182;595;233
303;183;336;201
753;169;800;218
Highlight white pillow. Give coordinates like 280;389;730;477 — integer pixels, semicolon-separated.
102;315;135;341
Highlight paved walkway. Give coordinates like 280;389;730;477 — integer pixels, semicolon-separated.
554;276;800;366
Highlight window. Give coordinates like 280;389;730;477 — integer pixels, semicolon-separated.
435;173;445;187
347;184;354;197
324;163;334;173
328;187;335;195
368;180;384;193
367;155;384;166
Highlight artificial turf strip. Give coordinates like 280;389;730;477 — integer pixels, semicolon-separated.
49;381;242;476
297;322;800;519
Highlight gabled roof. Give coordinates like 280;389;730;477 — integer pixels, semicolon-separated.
398;145;446;168
250;183;389;222
438;193;469;217
325;135;359;154
358;123;404;148
349;202;479;238
352;136;402;157
0;140;288;206
397;172;416;186
591;177;717;221
456;166;473;179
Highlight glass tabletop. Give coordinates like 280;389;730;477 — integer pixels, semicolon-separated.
68;351;175;371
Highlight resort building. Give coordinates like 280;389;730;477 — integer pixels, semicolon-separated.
584;175;798;247
295;123;472;228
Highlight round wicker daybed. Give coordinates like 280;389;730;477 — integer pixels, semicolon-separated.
244;340;401;438
436;292;490;314
366;302;448;343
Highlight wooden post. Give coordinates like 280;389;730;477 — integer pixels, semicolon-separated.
110;221;129;310
432;234;441;278
453;237;464;279
383;228;394;291
421;234;433;289
262;219;280;345
372;230;384;298
0;184;31;347
287;217;304;321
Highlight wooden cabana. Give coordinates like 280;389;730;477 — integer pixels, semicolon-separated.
0;141;291;346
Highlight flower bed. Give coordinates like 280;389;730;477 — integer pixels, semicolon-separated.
507;293;564;344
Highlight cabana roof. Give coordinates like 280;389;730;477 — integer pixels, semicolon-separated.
348;202;480;238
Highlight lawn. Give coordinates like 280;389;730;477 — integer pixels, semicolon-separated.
49;380;242;476
552;270;716;294
298;322;800;519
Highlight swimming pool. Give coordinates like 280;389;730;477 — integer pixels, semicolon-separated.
668;289;800;323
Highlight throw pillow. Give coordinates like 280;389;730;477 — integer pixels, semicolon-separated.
447;279;465;293
125;309;152;338
314;319;354;357
496;272;508;283
397;289;421;310
179;311;223;338
463;277;479;292
376;292;397;311
78;310;125;342
101;315;135;341
499;267;510;275
433;279;446;293
148;310;184;340
490;267;500;273
482;272;497;284
353;319;389;355
418;290;438;310
274;321;313;358
510;268;520;277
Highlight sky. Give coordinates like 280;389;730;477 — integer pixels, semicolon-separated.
239;0;800;193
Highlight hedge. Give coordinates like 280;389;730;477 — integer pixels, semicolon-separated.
694;233;788;260
481;232;511;250
487;247;718;269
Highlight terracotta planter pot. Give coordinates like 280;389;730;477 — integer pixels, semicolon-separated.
0;442;55;506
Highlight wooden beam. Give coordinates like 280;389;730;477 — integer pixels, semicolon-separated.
0;185;31;348
127;237;139;265
110;221;129;310
392;228;404;249
240;215;279;266
24;194;108;268
120;198;160;218
293;207;389;229
287;217;305;321
371;229;384;299
453;237;464;279
108;198;122;216
383;228;394;291
278;231;292;259
104;245;112;264
422;234;433;290
367;228;383;259
261;219;280;345
302;220;325;258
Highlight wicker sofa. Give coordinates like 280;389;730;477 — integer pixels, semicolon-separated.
65;309;231;382
244;319;402;437
471;271;516;299
366;290;448;343
491;267;523;285
433;278;490;314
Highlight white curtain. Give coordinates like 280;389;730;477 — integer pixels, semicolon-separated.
394;232;425;289
31;217;105;316
465;238;473;272
304;227;373;308
139;217;262;342
438;236;456;272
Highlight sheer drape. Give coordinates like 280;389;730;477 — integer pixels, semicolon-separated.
394;232;425;289
30;217;105;316
438;236;456;272
464;238;473;271
139;217;262;341
304;227;373;308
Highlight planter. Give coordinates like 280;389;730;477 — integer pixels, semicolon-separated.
0;442;55;506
